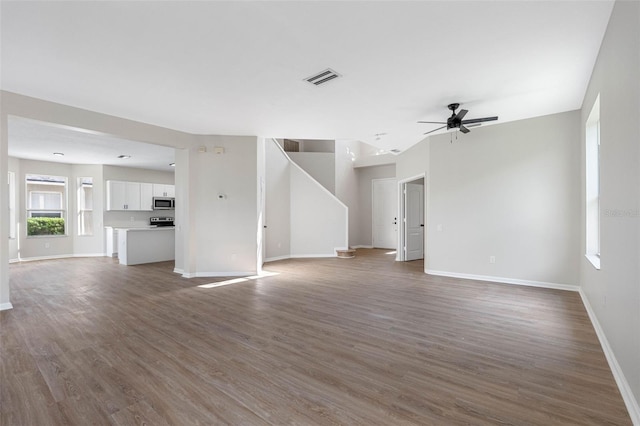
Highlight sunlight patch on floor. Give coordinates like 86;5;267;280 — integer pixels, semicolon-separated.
198;271;279;289
386;251;397;255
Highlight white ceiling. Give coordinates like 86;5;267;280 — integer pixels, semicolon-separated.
8;117;176;172
1;1;613;154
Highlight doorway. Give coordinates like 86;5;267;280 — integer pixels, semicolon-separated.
398;175;426;263
372;178;398;249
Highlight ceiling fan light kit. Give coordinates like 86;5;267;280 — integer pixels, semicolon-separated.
419;103;498;136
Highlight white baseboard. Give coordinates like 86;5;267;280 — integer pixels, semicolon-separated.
289;254;336;259
351;245;373;249
14;253;108;263
264;255;291;263
173;268;184;275
182;271;256;278
579;290;640;425
0;302;13;311
73;253;105;258
425;269;580;292
15;254;75;262
265;253;342;263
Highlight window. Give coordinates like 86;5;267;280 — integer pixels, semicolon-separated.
77;177;93;236
586;95;600;269
26;174;67;236
8;172;16;239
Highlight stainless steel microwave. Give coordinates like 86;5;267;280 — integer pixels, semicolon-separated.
153;197;175;210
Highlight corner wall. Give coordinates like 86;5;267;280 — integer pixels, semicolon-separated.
579;0;640;417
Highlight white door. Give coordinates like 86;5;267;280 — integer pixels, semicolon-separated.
405;183;424;261
372;179;398;249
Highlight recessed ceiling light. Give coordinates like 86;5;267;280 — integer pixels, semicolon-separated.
53;152;64;156
117;155;131;159
169;163;175;167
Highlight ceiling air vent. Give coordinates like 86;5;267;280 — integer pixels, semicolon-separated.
304;68;341;86
389;149;402;154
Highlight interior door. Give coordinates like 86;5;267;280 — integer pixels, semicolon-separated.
372;179;398;249
405;183;424;261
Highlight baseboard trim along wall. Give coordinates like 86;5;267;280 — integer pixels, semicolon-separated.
425;269;580;292
579;290;640;425
264;253;339;263
264;255;291;263
351;245;373;249
0;303;14;311
290;254;337;259
181;271;257;278
13;253;106;263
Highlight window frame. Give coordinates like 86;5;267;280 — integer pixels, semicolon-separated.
77;177;94;237
25;174;68;238
585;95;600;270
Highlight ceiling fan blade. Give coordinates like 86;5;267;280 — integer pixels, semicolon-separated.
423;125;447;135
466;123;482;128
459;125;470;134
455;109;468;121
461;116;498;125
417;121;447;124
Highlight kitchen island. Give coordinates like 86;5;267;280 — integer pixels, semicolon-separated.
117;226;175;266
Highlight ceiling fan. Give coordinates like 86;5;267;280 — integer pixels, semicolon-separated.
418;103;498;135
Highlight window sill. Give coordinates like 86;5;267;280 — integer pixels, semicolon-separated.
585;254;600;270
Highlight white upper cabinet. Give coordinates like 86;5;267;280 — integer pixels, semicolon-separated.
106;180;154;211
140;183;153;211
153;184;175;198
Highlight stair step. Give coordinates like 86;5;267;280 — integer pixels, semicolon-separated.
336;249;356;259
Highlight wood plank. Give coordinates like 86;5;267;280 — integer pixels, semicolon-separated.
1;249;632;425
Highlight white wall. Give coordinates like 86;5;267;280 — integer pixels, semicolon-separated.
173;148;190;274
290;165;348;256
256;138;266;272
579;0;640;416
301;139;335;153
8;157;20;261
265;139;348;259
335;140;361;247
287;152;335;194
427;112;580;286
265;138;291;260
353;164;396;247
0;109;10;309
396;139;428;182
180;135;259;276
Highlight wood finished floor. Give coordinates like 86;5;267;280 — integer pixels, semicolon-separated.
1;249;631;425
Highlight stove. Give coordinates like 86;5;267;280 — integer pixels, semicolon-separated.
150;217;174;227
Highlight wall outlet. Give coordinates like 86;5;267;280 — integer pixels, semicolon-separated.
130;216;135;222
489;256;496;264
44;242;50;249
437;224;443;232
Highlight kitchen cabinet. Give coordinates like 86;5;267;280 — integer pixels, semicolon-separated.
140;183;153;211
118;227;175;265
153;184;175;198
106;180;153;211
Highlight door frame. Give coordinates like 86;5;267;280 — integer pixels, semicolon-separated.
397;173;427;263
